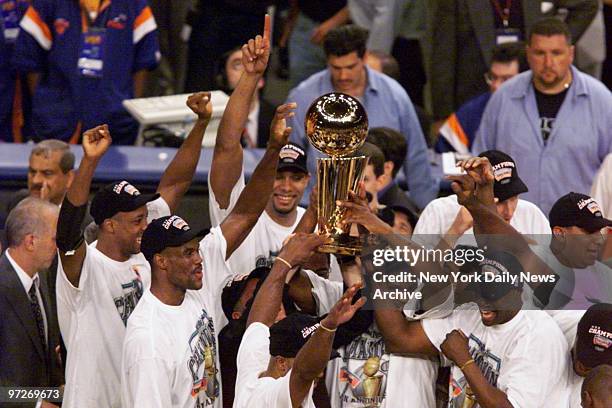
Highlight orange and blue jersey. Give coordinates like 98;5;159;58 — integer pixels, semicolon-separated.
13;0;159;144
0;0;30;142
435;92;491;154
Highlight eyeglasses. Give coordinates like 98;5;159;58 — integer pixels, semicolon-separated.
484;72;514;85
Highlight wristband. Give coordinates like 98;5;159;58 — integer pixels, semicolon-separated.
319;321;337;333
460;359;475;371
275;256;293;270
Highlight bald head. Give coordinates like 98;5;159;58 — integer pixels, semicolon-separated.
582;365;612;408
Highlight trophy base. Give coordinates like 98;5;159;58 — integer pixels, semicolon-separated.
317;235;362;256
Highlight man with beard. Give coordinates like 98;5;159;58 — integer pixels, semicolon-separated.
55;91;214;408
473;18;612;216
209;15;312;278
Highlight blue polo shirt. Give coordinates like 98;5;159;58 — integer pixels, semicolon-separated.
473;66;612;216
287;67;438;209
13;0;159;144
0;0;29;141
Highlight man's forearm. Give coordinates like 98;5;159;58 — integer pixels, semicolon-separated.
461;363;513;408
247;261;290;327
216;72;260;152
233;144;281;217
157;118;208;211
67;157;99;206
293;322;335;381
132;70;148;98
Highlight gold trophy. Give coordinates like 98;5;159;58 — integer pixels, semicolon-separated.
305;92;369;255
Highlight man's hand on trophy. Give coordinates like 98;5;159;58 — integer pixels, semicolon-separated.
268;102;297;149
339;182;393;235
241;14;271;76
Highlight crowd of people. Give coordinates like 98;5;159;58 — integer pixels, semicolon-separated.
1;1;612;408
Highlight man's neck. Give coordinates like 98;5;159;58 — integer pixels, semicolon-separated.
265;202;298;227
150;277;186;306
96;234;131;262
6;247;36;277
533;69;573;95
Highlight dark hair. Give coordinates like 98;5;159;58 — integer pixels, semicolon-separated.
491;42;529;73
528;17;572;45
355;142;385;177
323;25;368;59
30;139;75;174
366;127;406;179
215;46;242;92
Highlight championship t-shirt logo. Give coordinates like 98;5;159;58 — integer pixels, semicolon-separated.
114;266;144;326
188;309;219;407
449;334;501;408
338;328;388;407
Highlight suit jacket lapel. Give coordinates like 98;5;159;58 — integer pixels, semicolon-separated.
0;254;46;360
466;0;496;64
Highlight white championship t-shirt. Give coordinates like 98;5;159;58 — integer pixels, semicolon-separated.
421;304;570;408
304;270;437;408
121;227;235;408
234;322;316;408
57;197;170;408
209;173;305;278
413;195;551;249
529;244;612;345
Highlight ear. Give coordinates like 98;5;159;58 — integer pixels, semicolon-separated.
552;226;564;237
569;45;575;63
153;253;167;271
102;218;114;234
231;311;242;320
581;390;593;408
24;233;36;252
383;161;394;177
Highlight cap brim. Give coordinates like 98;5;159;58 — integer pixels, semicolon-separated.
494;178;528;202
125;192;161;212
579;217;612;234
277;163;308;173
166;227;209;248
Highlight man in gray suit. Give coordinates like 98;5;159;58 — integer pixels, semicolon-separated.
0;198;63;407
430;0;598;122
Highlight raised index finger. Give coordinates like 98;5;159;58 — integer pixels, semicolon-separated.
263;14;271;41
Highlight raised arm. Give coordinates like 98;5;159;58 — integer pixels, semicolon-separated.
449;158;558;304
290;284;365;408
156;92;212;212
248;233;328;327
374;308;438;355
219;103;296;258
560;0;599;43
57;125;112;287
209;14;271;209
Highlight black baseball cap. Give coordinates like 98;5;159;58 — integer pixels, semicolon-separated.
90;181;160;225
549;192;612;233
140;215;208;261
477;250;524;301
576;303;612;369
479;150;528;202
278;143;308;173
221;266;270;320
269;313;340;359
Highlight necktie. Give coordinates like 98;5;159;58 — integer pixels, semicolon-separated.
29;277;47;350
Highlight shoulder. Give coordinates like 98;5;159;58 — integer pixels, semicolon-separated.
458;93;491;114
424;195;460;213
369;69;410;101
288;70;329;101
516;199;548;217
577;69;612;100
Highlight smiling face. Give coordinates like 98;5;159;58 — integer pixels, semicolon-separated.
160;238;204;291
475;288;522;326
269;170;310;216
553;226;606;268
106;206;149;256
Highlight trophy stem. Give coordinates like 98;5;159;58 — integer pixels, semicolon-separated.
317;156;368;255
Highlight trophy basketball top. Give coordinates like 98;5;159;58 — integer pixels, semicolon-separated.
305;92;368;157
